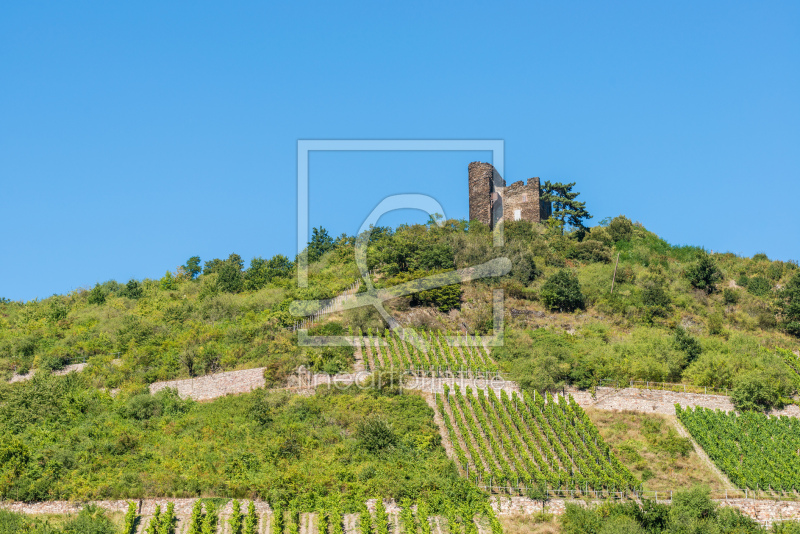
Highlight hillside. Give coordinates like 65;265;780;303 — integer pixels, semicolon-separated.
1;217;800;533
2;217;798;399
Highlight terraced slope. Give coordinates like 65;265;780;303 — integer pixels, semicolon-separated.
435;386;637;493
677;405;800;492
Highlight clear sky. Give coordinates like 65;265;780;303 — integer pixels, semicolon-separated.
1;2;798;302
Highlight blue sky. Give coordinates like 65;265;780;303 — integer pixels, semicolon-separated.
1;2;798;301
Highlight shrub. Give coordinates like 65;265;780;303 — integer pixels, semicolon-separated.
673;327;702;364
540;270;585;312
88;284;106;305
685;253;722;294
607;215;634;243
61;504;116;534
356;417;397;452
723;288;739;305
747;276;772;297
731;371;784;411
782;273;800;337
568;240;613;263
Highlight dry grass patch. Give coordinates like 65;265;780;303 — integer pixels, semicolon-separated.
500;513;561;534
585;408;726;492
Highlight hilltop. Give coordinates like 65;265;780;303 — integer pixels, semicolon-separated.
1;216;800;533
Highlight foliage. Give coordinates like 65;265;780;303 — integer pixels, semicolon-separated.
541;270;585;312
541;181;593;232
184;257;202;280
607;216;633;243
356;417;397;453
731;371;786;411
244;501;258;534
673;327;701;364
561;487;761;534
229;500;242;534
747;276;772;297
88;284;106;305
779;273;800;337
677;406;800;491
308;227;335;263
685;253;722;294
438;385;636;491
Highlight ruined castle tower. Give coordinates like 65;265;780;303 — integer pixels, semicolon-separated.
468;162;551;229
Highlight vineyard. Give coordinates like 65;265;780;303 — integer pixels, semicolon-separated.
113;498;501;534
677;405;800;492
435;385;638;493
357;328;499;377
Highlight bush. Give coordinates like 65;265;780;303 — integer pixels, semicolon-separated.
685;254;722;294
63;506;116;534
356;417;397;452
723;288;739;305
88;284;106;305
780;273;800;337
607;215;634;243
731;371;784;411
747;276;772;297
568;240;613;263
673;327;701;364
540;270;585;312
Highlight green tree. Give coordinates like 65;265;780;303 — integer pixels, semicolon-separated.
607;215;634;243
244;255;293;290
685;253;722;294
184;256;202;280
780;272;800;337
356;417;397;452
541;181;592;233
540;270;584;312
217;254;245;293
88;283;106;305
308;227;335;263
122;279;143;299
160;271;177;290
731;371;785;411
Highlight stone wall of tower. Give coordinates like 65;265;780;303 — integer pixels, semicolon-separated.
503;178;544;224
468;162;495;227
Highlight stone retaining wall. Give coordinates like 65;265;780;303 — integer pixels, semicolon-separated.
491;496;800;525
9;362;88;383
567;386;800;418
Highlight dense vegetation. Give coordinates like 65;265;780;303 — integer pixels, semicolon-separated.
677;405;800;492
0;372;478;506
1;217;797;400
557;486;799;534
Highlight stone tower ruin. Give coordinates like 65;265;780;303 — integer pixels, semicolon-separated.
468;162;552;229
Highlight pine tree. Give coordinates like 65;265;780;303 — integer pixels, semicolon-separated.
541;181;592;233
